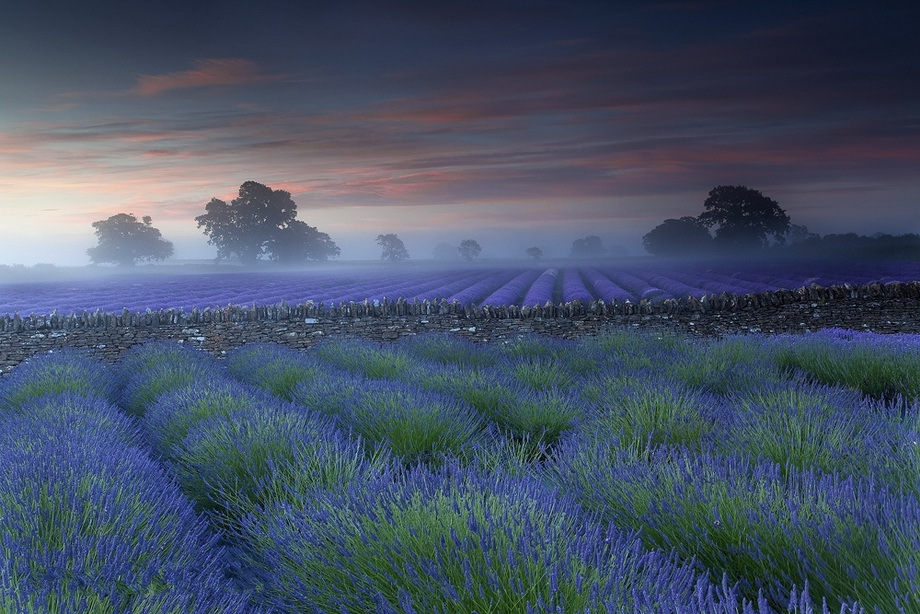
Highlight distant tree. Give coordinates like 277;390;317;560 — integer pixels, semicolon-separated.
642;217;713;257
570;235;604;258
784;224;819;245
457;239;482;261
697;185;791;251
376;233;410;262
195;181;337;264
86;213;173;266
267;220;340;263
526;246;543;261
432;243;458;260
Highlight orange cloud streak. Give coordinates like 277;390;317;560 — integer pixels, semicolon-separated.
132;59;278;96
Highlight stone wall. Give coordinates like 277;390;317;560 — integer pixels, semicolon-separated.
4;280;920;334
2;284;920;374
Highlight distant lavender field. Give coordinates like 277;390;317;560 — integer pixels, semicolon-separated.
1;259;919;316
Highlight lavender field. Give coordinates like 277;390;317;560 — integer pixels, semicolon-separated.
3;329;920;612
2;259;919;317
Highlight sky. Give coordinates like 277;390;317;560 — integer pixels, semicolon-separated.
0;0;917;265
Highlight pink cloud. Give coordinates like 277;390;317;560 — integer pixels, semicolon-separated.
132;59;279;96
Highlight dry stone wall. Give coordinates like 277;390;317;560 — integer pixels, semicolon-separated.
2;282;919;374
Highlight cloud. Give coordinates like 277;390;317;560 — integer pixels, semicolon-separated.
132;58;281;96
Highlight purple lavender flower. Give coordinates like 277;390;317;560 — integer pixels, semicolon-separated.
521;268;559;306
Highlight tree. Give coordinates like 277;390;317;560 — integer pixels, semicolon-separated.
457;239;482;261
376;234;410;262
267;220;340;263
642;217;713;257
570;235;604;258
86;213;173;266
526;246;543;261
784;224;819;245
697;185;791;251
195;181;337;264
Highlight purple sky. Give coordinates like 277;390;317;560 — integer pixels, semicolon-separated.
0;0;917;264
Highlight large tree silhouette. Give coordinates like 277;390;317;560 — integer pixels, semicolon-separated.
642;217;712;257
267;220;340;263
697;185;790;250
86;213;173;266
570;235;604;258
196;181;338;264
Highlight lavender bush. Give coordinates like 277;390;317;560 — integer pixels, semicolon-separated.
228;464;746;613
0;395;254;612
0;349;117;410
168;405;357;519
118;340;219;416
312;337;417;380
479;268;540;306
560;267;594;303
396;332;499;368
142;377;279;461
767;328;920;402
520;267;558;306
545;440;914;612
225;342;323;399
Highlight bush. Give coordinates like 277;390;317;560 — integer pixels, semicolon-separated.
143;377;279;461
170;404;387;521
229;465;741;613
4;392;141;448
582;376;724;452
768;328;920;403
0;349;117;411
0;400;252;612
397;333;498;369
723;380;914;487
118;341;219;417
312;337;416;380
338;380;486;465
662;335;786;395
225;343;322;400
545;439;915;612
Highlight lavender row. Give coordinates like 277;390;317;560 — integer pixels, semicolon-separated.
8;330;920;610
0;351;255;611
3;260;920;317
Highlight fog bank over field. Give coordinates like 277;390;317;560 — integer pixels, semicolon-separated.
0;225;641;270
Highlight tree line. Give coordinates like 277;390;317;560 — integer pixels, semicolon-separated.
86;181;915;266
641;184;920;259
85;180;620;266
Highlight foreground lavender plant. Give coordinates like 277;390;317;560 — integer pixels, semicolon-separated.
545;438;916;612
724;379;916;488
768;328;920;402
142;376;281;461
0;349;117;411
230;464;750;613
397;332;499;369
0;395;255;612
581;375;725;452
312;336;417;380
168;403;389;524
118;340;220;416
294;376;487;465
225;342;324;400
